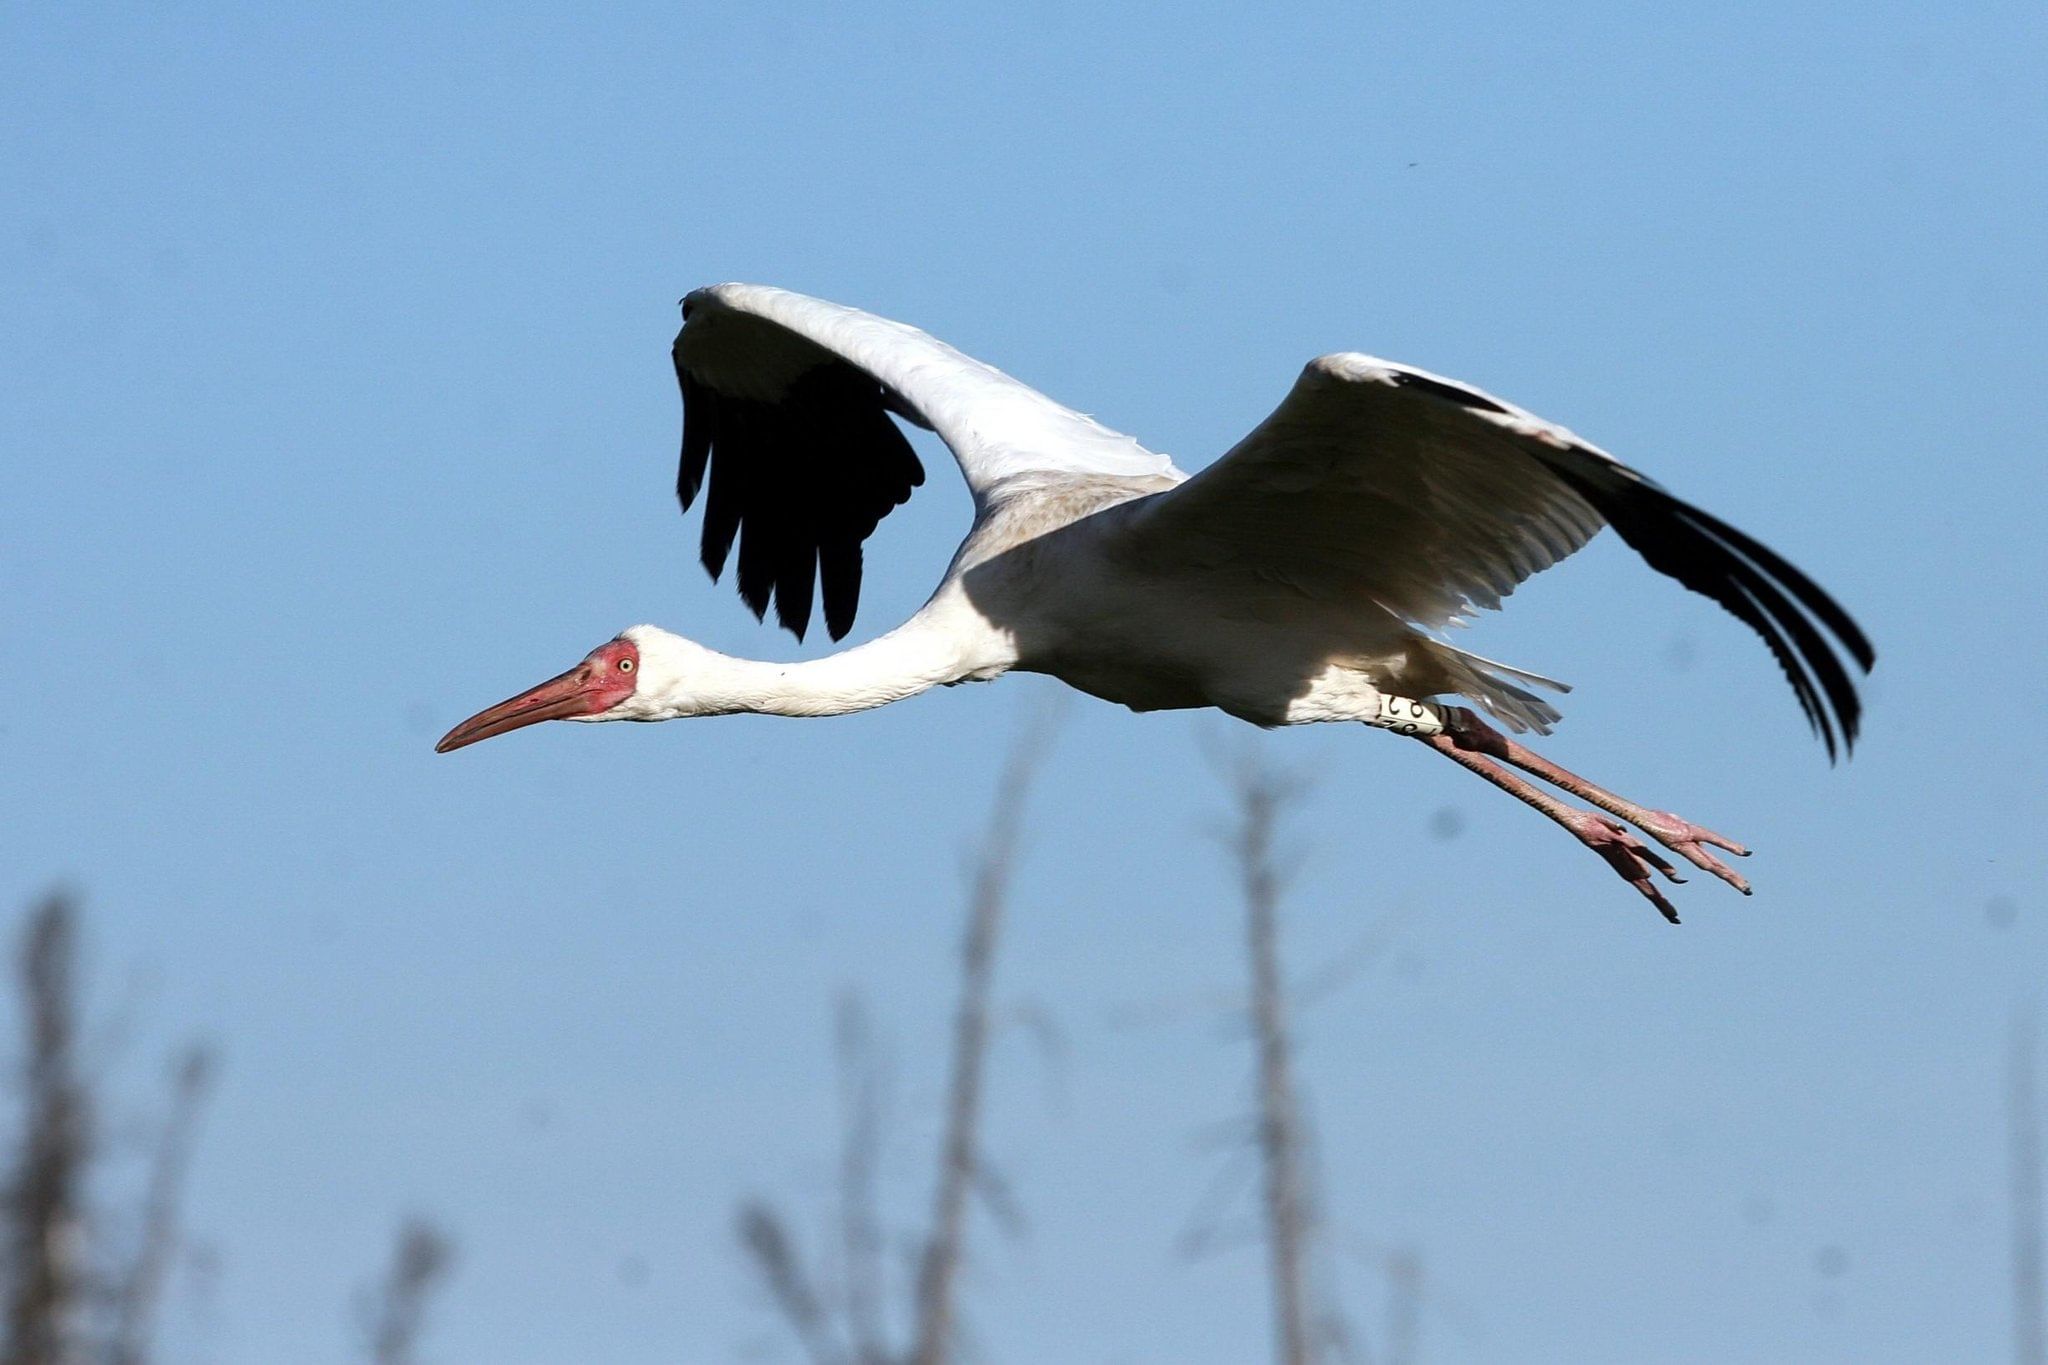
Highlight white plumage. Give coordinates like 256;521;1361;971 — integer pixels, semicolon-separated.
440;284;1875;923
676;283;1176;497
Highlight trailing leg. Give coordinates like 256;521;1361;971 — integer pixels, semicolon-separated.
1436;706;1752;894
1421;729;1690;923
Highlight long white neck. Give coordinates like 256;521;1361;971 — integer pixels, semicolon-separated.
630;612;995;720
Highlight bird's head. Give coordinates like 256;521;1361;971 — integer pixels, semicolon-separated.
434;626;699;752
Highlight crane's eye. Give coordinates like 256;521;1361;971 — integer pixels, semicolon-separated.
618;658;635;673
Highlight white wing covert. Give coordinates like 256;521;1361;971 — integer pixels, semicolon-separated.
673;284;1173;641
1127;353;1876;756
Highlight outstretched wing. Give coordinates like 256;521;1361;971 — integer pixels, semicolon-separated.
1126;353;1877;757
673;283;1174;641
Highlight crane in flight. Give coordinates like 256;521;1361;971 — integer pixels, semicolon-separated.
438;284;1873;922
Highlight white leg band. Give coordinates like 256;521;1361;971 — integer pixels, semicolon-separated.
1365;695;1447;737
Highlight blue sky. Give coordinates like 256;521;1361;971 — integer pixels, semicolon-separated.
4;3;2045;1361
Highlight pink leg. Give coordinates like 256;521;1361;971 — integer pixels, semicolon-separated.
1422;733;1692;923
1436;708;1753;896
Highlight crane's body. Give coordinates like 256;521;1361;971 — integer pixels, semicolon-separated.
948;490;1455;727
440;284;1874;922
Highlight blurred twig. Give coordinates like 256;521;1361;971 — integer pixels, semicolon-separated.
736;993;901;1365
1222;750;1319;1365
4;892;90;1365
360;1219;454;1365
835;994;891;1365
106;1044;216;1365
1;893;220;1365
739;708;1057;1365
910;710;1056;1365
737;1201;842;1365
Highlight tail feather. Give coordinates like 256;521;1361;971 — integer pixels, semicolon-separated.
1424;640;1569;735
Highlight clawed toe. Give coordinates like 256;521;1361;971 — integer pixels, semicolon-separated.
1631;810;1753;895
1421;724;1762;923
1568;814;1683;924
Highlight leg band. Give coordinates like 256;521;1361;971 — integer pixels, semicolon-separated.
1365;695;1448;737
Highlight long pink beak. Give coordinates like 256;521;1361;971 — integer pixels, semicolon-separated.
436;662;597;753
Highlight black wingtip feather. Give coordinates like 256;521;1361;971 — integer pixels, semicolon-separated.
698;395;747;580
672;345;924;640
1677;506;1864;753
1534;455;1874;758
675;373;712;510
1672;500;1877;672
773;540;817;642
820;541;862;642
736;535;775;621
1729;578;1839;761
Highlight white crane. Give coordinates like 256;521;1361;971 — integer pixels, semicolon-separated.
439;284;1873;922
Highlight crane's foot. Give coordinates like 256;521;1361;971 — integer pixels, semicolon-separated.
1610;807;1751;896
1555;809;1687;924
1423;708;1756;922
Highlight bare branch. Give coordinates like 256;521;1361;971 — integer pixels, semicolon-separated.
737;1200;843;1365
360;1219;454;1365
833;994;891;1365
106;1044;216;1365
910;707;1057;1365
4;891;91;1365
992;1002;1068;1116
968;1161;1026;1244
1175;1143;1260;1262
1219;747;1322;1365
1289;906;1418;1012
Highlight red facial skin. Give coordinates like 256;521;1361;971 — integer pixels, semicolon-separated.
435;638;641;753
